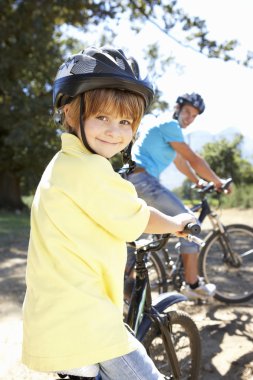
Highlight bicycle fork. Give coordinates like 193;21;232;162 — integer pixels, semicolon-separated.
208;213;242;266
218;232;243;267
148;308;181;379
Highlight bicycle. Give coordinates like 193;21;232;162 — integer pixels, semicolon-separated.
195;178;253;303
125;222;202;379
57;224;202;380
128;178;253;304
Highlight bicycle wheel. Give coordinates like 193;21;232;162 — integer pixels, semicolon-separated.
142;310;201;379
147;251;168;295
199;224;253;303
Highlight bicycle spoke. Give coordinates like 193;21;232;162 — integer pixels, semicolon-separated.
200;224;253;303
142;311;201;379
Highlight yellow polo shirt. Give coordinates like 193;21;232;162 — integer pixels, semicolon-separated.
22;133;150;372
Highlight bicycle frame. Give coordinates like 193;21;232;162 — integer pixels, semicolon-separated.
126;243;186;333
191;178;233;232
191;196;226;234
191;198;211;224
126;240;187;379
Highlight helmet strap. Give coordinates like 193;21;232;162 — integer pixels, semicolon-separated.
122;141;131;164
79;94;135;174
121;141;136;174
79;95;96;154
173;104;181;120
173;111;179;120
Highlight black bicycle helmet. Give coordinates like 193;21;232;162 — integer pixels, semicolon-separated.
53;46;154;166
176;93;205;114
53;46;154;112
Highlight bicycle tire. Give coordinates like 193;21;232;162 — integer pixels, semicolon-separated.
199;224;253;303
142;310;201;379
147;251;168;295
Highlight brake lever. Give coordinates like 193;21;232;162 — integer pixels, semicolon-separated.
183;222;205;247
187;234;205;247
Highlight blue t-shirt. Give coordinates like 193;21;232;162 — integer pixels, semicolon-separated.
132;119;184;178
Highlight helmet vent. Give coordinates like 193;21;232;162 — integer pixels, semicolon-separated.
115;57;126;71
55;56;96;80
71;58;96;75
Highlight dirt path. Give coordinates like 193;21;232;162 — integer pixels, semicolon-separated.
0;208;253;379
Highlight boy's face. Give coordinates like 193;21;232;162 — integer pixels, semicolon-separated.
178;104;199;129
83;113;134;158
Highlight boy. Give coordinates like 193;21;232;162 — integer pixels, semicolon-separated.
22;46;196;379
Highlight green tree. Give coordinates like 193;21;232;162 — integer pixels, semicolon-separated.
200;134;253;185
1;0;252;210
0;0;117;209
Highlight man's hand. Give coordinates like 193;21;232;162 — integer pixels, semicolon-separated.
195;179;208;189
214;179;232;194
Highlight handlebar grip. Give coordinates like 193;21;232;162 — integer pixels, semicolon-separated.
222;177;233;191
183;223;201;235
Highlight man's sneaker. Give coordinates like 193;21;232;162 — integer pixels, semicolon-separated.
181;278;216;300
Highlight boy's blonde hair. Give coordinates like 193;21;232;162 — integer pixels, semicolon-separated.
63;88;145;134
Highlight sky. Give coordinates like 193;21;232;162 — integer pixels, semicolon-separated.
66;0;253;139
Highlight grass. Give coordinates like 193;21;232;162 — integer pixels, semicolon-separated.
0;210;30;237
0;195;33;238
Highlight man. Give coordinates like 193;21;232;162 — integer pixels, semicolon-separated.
128;93;230;300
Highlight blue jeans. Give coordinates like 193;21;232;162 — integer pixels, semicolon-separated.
128;171;199;254
97;336;165;380
57;331;164;379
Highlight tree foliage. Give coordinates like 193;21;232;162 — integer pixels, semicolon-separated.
1;0;116;209
1;0;252;209
200;134;253;185
175;134;253;204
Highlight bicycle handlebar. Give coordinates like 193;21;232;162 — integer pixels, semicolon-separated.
128;222;204;252
196;177;233;195
183;222;201;235
221;177;233;192
183;223;205;247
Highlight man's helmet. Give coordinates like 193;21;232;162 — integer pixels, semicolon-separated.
53;46;154;112
176;93;205;114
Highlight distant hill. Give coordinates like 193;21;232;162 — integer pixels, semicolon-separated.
160;128;253;190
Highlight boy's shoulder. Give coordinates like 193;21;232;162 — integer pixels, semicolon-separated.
78;153;114;177
85;153;111;167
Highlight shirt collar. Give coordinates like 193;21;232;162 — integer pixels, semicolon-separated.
61;132;92;155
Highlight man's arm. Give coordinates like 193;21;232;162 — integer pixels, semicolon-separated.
170;141;223;188
174;153;200;184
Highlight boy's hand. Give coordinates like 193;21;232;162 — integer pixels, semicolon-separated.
172;213;197;236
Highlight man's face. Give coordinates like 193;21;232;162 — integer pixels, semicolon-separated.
178;104;200;129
